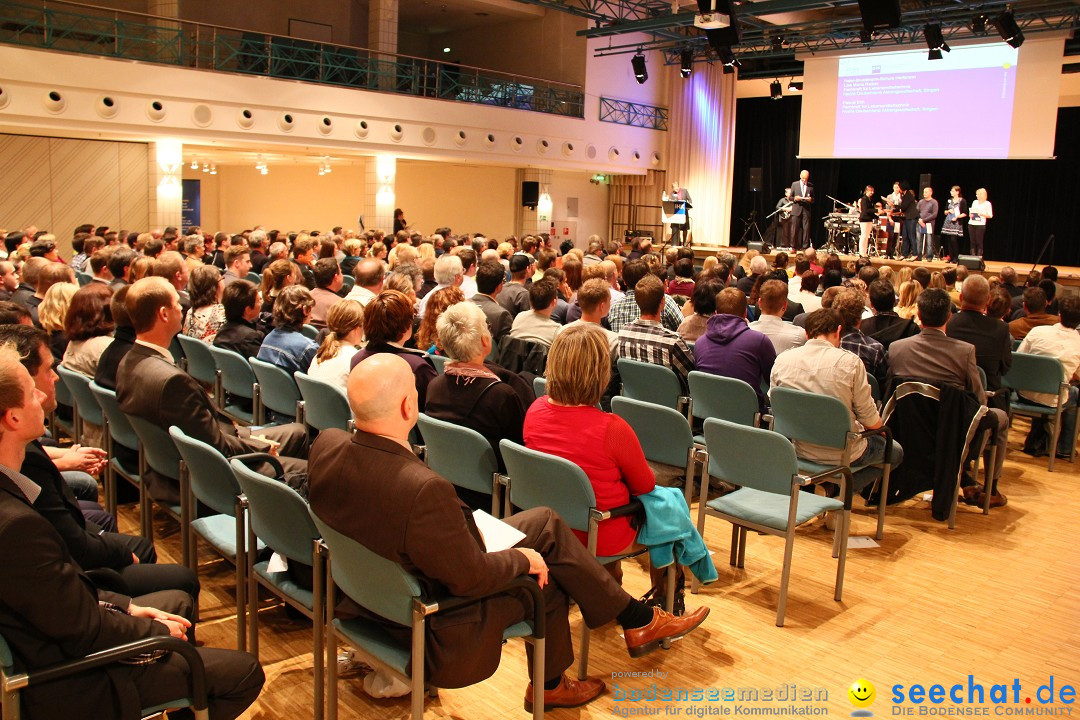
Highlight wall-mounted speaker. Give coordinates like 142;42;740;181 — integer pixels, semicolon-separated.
522;181;539;208
957;255;985;271
919;173;932;192
748;167;763;193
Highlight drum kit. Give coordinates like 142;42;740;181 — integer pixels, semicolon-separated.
822;195;860;255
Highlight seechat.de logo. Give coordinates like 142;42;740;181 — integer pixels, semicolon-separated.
849;678;877;717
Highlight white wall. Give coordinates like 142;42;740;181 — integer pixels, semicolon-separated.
546;170;611;246
395;162;517;238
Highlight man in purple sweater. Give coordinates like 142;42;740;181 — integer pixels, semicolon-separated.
694;288;777;414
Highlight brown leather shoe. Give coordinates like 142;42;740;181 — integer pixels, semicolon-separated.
523;674;606;712
624;605;710;658
977;491;1008;508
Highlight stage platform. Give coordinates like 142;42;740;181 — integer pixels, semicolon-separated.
689;245;1080;292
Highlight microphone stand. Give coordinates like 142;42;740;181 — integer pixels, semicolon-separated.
1030;234;1055;272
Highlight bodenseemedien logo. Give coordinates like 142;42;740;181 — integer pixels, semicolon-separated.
849;678;876;717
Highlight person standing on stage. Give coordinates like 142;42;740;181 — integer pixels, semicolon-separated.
775;188;793;247
968;188;993;257
665;181;693;247
940;186;968;262
787;170;814;250
886;181;903;258
900;184;919;260
916;186;939;261
857;185;876;257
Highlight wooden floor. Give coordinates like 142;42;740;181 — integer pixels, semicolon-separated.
127;420;1080;719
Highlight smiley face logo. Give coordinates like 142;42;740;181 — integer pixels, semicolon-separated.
848;678;876;716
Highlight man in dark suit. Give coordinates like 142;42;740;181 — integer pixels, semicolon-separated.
115;277;308;504
309;354;709;711
471;260;514;345
665;181;693;247
945;275;1012;413
861;280;919;350
889;289;1009;507
0;346;263;720
787;170;814;250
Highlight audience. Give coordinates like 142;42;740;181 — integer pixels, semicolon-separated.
257;285;317;375
694;288;775;414
834;288;889;393
617;274;695;395
93;286;135;390
344;258;385;308
471;260;513;345
350;289;438;411
61;282;115;380
37;281;78;361
214;280;266;360
608;260;682;333
748;279;806;354
508;279;561;348
678;278;722;344
307;300;366;390
309;257;344;328
497;253;533;318
417;286;466;353
560;278;619;356
1017;295;1080;459
182;264;226;342
1009;287;1057;341
946;275;1013;413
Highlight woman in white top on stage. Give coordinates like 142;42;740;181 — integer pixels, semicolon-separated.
968;187;993;257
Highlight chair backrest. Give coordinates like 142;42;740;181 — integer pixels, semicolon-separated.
169;426;241;516
341;274;355;294
294;371;351;432
769;386;854;452
75;271;92;287
231;459;319;564
611;396;694;468
245;272;262;285
416;414;497;496
301;324;319;340
310;511;422;627
54;368;74;408
127;415;181;481
176;335;219;385
617;357;682;410
207;345;257;400
0;626;14;675
1003;352;1066;397
56;365;103;427
533;376;547;397
499;440;596;532
867;372;881;404
688;371;759;427
88;381;140;451
495;336;548;376
429;354;448;375
702;418;799;496
249;357;300;418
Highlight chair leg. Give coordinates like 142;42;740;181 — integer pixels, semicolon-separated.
1048;412;1062;473
875;465;891;541
728;524;739;567
775;530;796;627
737;528;747;569
411;614;426;720
234;501;246;653
530;637;545;720
577;622;590;681
313;543;325;720
982;444;995;516
248;521;259;659
661;563;677;649
834;510;851;602
325;555;337;720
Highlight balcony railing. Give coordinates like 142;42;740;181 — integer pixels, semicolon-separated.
0;0;585;118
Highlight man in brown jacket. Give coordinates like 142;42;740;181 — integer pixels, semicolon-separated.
308;354;709;711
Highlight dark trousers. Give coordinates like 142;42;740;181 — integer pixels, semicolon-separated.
969;225;986;256
788;212;810;249
901;219;919;257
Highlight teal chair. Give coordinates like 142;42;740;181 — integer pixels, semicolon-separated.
88;381;144;521
533;376;546;397
340;274;355;294
245;271;262;285
125;415;184;552
769;387;894;541
230;461;324;720
50;370;77;442
867;373;882;407
698;418;852;627
687;371;760;436
310;513;546;720
75;270;92;286
416;414;501;515
1003;353;1072;472
295;372;352;433
498;439;674;679
55;365;103;449
301;324;319;341
170;427;262;651
617;358;689;417
0;633;211;720
428;354;448;375
206;345;258;425
176;335;222;403
249;357;301;424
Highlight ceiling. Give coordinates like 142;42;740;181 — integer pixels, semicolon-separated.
365;0;544;35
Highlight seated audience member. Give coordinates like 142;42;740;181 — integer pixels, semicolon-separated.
425;302;534;475
150;250;190;316
771;309;903;492
309;353;708;711
418;254;464;319
37;281;78;361
560;278;619;356
0;261;18;301
257;285;318;376
678;278;723;344
417;286;466;353
895;280;921;322
260;258;297;316
117;277;309;504
736;254;768;295
861;280;919;349
307;300;365;391
497;253;533;318
748;279;806;355
106;247;135;290
694;288;776;414
350;289;437;411
214;280;266;361
1017;295;1080;458
221;244;252;288
796;271;822;313
62;283;115;378
889;289;1009;507
946;275;1013;413
471;260;513;344
10;256;46;307
340;237;364;278
667;258;696;298
309;257;343;329
1009;286;1057;341
31;263;76;327
0;301;32;325
543;267;572;324
608;260;682;333
344;258;385;308
617;274;695;394
182;264;226;342
834;288;888;392
93;286;134;390
509;279;561;348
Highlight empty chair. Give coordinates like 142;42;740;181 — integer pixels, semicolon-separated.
55;364;104;449
295;371;352;433
88;381;144;520
249;357;301;424
617;358;689;415
177;335;222;402
1003;352;1071;472
416;413;501;515
206;345;259;425
697;418;851;626
687;371;760;436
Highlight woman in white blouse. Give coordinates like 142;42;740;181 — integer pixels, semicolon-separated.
307;300;365;391
968;187;993;257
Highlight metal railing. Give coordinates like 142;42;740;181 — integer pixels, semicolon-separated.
599;96;668;130
0;0;585;118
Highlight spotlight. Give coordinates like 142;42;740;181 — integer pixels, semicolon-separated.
771;35;784;52
770;80;782;100
680;49;693;78
928;47;943;61
859;29;873;44
631;52;648;84
993;9;1024;48
972;14;989;33
718;45;740;70
787;80;803;92
924;23;950;59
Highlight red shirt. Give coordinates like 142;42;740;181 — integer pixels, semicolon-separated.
523;398;655;556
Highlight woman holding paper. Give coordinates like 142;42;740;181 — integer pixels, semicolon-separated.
940;185;968;262
968;188;993;257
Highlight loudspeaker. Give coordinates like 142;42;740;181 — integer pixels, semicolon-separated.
747;240;770;254
521;181;539;208
858;0;901;30
919;173;932;192
958;254;986;271
748;167;763;192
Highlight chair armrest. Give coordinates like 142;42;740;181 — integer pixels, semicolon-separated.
8;636;208;711
416;577;546;639
594;499;644;522
857;425;894;468
231;452;284;479
796;466;855;511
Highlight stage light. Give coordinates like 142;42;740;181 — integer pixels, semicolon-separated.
718;45;740;69
928;47;942;61
787;80;802;92
993;9;1024;48
859;29;873;44
680;49;693;78
770;80;782;100
771;35;784;52
924;23;949;60
631;52;648;84
972;14;989;33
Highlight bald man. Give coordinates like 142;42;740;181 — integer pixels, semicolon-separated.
308;354;709;711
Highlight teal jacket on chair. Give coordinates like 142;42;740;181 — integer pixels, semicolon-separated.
636;486;718;585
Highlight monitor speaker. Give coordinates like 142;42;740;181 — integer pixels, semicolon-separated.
919;173;932;192
747;240;770;254
957;255;985;271
858;0;901;30
521;181;539;208
748;167;763;193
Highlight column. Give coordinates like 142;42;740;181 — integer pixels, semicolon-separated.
363;154;395;234
148;140;183;231
516;168;553;237
369;0;398;92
